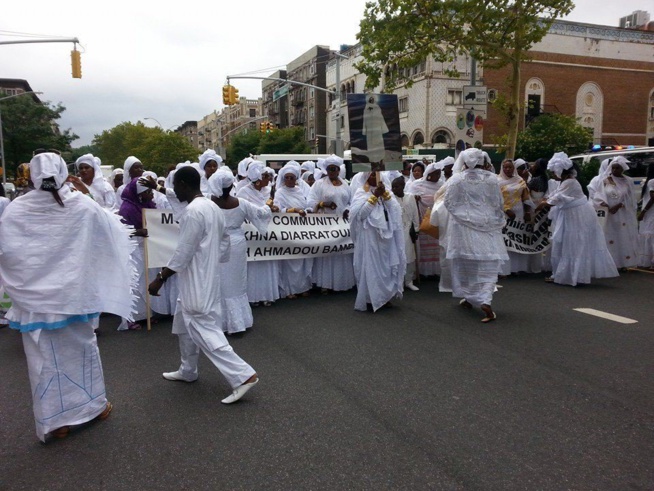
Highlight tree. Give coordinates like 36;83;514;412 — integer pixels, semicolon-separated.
356;0;574;159
92;122;198;176
0;92;78;176
516;114;592;161
226;127;311;165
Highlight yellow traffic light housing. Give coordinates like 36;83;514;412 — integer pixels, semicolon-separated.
231;86;239;104
71;49;82;79
267;122;274;133
222;85;231;105
260;122;266;133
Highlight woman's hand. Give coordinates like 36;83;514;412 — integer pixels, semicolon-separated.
131;228;148;237
66;175;90;194
138;176;157;190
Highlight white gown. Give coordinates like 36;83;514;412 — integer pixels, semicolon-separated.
638;180;654;267
220;200;271;333
548;179;618;285
307;177;356;291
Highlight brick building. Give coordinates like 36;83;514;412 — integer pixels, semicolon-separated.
483;20;654;147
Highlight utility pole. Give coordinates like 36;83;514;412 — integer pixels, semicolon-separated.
0;37;82;78
333;52;348;158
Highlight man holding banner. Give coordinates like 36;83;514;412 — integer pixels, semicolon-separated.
145;167;259;405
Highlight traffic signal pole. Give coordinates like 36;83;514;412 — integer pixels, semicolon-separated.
227;52;348;157
0;37;83;78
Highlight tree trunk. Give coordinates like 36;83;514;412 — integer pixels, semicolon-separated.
505;57;521;160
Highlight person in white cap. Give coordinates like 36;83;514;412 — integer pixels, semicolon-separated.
115;156;144;209
146;166;259;404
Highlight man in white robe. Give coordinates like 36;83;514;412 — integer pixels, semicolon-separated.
391;176;420;291
147;167;259;404
444;149;508;322
350;172;406;312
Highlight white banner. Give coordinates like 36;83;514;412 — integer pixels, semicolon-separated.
502;208;552;254
143;210;353;268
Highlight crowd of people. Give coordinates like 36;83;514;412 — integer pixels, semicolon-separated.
0;144;651;442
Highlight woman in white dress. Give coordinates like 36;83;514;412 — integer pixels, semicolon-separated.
536;153;618;286
307;156;356;293
592;156;638;270
498;159;534;275
236;162;280;307
209;170;271;333
274;165;313;298
74;154;117;210
199;149;223;196
638;165;654;268
407;162;444;277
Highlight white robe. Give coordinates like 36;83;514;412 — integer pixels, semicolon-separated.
407;178;443;276
350;186;406;311
394;192;420;284
547;179;618;285
444;169;508;307
307;177;356;291
638;180;654;267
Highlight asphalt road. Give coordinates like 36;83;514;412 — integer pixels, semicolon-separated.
1;271;653;490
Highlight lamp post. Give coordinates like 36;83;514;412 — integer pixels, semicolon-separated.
143;117;163;128
0;91;44;185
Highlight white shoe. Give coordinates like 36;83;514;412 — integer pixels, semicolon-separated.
162;371;197;383
405;282;419;291
221;378;259;404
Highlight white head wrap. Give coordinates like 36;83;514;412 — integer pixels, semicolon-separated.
247;161;265;182
426;162;444;175
136;182;150;195
482;152;492;166
191;162;202;175
440;156;455;168
606;156;630;178
547;152;573;178
339;164;346;179
176;161;191;170
124;156;141;176
514;158;527;170
75;154;102;184
460;148;484;169
30;152;68;190
238;157;253;177
324;154;344;170
199;149;223;171
207;168;235;196
300;161;316;173
301;171;314;183
315;159;327;177
110;168;124;186
143;170;158;181
276;162;300;188
165;170;176;189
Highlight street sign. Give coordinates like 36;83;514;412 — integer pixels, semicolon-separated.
462;86;487;107
273;84;290;102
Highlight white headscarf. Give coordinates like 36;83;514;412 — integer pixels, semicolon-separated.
110;168;124;189
547;152;573;178
300;161;316;174
602;156;630;179
75;154;104;187
199;149;223;171
247;161;265;182
30;152;68;190
207;168;235;197
176;161;191;170
276;161;300;188
439;156;455;168
123;156;141;177
238;157;253;178
460;148;484;169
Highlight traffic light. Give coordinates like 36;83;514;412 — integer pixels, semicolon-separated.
71;49;82;79
260;122;267;133
267;122;274;133
222;85;231;105
315;137;319;147
231;86;239;104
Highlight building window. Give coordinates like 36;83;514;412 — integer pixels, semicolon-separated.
413;132;425;146
249;108;256;117
399;97;408;113
431;129;452;145
649;90;654;120
447;89;462;106
401;134;410;148
309;127;315;139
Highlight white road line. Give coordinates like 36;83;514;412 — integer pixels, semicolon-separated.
573;308;638;325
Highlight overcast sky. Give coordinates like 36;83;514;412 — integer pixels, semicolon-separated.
1;0;651;147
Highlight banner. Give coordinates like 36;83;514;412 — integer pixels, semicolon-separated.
347;93;402;172
502;208;551;254
454;108;486;153
143;210;353;267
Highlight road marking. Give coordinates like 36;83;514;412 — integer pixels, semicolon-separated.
573;308;638;325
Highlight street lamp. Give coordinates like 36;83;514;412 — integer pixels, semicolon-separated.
0;91;44;185
143;117;163;128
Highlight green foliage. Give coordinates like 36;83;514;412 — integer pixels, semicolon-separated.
516;114;592;161
92;122;198;177
356;0;574;157
578;156;601;192
226;127;311;165
70;144;99;162
0;92;78;175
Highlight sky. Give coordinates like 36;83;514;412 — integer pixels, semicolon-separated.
1;0;651;147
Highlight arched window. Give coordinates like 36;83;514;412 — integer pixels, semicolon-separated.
412;131;425;146
576;82;604;143
401;134;410;148
525;77;545;123
431;129;452;146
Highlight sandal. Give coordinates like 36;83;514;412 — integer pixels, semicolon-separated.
95;401;113;421
262;301;272;307
286;294;297;300
127;321;141;330
51;426;70;439
544;276;554;283
481;305;496;323
459;299;473;309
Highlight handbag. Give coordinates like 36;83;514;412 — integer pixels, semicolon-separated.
419;207;439;239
